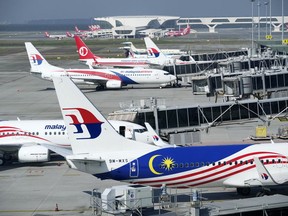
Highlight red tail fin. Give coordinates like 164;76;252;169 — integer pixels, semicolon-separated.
66;32;73;37
74;35;100;60
183;25;190;35
44;32;50;37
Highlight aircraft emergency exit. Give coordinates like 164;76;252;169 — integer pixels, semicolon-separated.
52;76;288;196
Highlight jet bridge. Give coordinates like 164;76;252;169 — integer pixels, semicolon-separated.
108;97;288;145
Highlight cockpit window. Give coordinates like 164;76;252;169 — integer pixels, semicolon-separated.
134;129;147;133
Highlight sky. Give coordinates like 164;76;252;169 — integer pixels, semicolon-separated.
0;0;287;24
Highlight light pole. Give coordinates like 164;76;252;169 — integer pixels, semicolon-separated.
269;0;272;36
257;0;261;41
265;1;269;38
281;0;284;44
251;0;255;50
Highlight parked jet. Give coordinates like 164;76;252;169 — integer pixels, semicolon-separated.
120;42;185;58
74;36;184;69
74;35;151;68
25;42;176;90
75;25;101;34
143;37;192;66
165;25;191;37
0;119;153;165
44;32;70;40
52;76;288;196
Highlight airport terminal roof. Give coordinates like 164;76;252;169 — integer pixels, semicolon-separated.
94;16;180;29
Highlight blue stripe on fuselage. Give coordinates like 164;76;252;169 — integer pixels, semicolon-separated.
111;71;139;85
95;144;252;180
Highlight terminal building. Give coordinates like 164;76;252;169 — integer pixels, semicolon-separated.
93;15;288;38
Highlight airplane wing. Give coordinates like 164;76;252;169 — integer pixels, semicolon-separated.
40;144;72;157
253;157;288;185
223;156;288;187
69;75;109;86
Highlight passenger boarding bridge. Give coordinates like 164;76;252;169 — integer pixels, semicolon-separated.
108;96;288;145
178;16;288;33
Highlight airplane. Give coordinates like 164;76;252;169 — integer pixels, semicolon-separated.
75;25;101;33
120;42;185;58
74;25;101;38
0;119;154;165
165;25;191;37
74;35;185;69
52;76;288;196
143;37;194;66
44;32;71;40
74;35;152;68
25;42;176;90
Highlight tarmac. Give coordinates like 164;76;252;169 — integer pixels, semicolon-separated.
0;33;288;215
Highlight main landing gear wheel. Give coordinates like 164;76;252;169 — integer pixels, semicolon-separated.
0;158;5;166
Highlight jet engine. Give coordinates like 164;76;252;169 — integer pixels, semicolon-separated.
18;145;50;163
105;80;122;89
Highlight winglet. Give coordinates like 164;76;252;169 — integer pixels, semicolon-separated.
144;122;172;148
254;157;285;185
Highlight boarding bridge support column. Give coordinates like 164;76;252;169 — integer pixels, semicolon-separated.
151;98;159;135
190;189;201;216
206;24;218;33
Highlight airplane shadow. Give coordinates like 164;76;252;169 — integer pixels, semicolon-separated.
0;155;66;171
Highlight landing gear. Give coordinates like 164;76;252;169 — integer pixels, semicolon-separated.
256;188;271;197
237;187;251;196
0;158;5;166
96;85;104;91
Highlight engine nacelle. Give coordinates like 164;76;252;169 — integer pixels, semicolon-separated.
105;80;122;89
18;145;49;163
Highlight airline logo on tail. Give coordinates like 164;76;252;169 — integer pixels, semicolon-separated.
30;54;43;65
153;135;159;141
147;48;160;58
261;173;269;180
78;46;89;57
63;108;103;140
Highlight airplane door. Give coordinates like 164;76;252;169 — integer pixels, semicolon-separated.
155;73;159;79
130;159;139;178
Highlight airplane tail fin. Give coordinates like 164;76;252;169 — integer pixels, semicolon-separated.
144;37;166;59
52;77;158;155
183;25;191;35
44;32;50;38
75;26;80;32
66;32;73;37
74;35;100;65
24;42;63;74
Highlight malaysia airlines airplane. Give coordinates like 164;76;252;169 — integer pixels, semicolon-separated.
25;42;176;90
120;42;185;58
143;37;194;66
44;32;71;40
52;76;288;196
165;25;191;37
74;36;184;69
0;119;153;165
